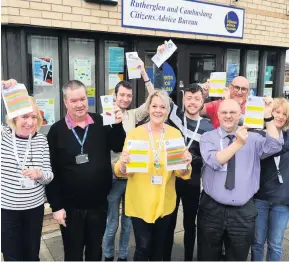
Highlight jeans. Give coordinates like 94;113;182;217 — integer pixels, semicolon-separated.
103;179;131;259
132;215;171;261
251;199;289;261
60;205;108;261
163;180;200;261
197;192;256;261
1;205;44;261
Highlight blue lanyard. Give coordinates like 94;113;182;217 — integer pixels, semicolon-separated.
66;116;89;154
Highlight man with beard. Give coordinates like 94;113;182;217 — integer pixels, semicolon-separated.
103;60;155;261
163;83;214;261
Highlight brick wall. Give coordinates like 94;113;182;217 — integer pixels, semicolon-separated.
1;0;289;47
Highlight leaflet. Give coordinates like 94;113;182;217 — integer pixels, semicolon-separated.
244;96;265;129
2;83;33;119
209;72;227;97
164;138;187;171
126;52;141;79
100;95;115;126
126;140;149;173
151;40;177;68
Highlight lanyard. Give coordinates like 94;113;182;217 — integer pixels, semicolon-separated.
274;131;283;171
148;122;165;169
12;130;32;170
66;116;89;154
183;114;201;148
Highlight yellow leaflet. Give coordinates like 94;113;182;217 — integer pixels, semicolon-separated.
129;150;148;155
210;88;224;94
210;79;226;83
246;105;264;113
244;118;264;125
126;162;148;168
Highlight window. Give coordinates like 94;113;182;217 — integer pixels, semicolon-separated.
264;52;277;97
246;50;259;96
104;41;126;95
226;49;240;86
28;35;60;135
69;38;96;112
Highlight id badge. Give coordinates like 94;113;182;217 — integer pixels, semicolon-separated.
277;171;283;184
19;178;36;188
76;154;89;164
151;175;163;185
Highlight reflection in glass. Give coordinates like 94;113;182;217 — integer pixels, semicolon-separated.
28;35;60;135
69;38;95;112
226;49;240;86
246;50;259;96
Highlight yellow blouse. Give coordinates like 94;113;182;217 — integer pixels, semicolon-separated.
114;124;192;223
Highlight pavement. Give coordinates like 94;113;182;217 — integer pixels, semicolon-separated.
38;204;289;261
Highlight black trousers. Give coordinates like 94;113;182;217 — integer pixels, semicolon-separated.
197;192;257;261
60;205;108;261
1;205;44;261
163;180;200;261
131;215;171;261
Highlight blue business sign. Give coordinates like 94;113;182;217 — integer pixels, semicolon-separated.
122;0;244;39
147;62;176;95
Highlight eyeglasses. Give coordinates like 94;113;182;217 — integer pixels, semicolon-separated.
231;84;249;94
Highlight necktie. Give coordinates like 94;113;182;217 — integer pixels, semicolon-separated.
225;135;235;190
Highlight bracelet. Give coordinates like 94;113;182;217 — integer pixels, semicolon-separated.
264;115;274;122
144;79;151;83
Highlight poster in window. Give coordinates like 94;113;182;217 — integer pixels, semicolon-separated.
36;99;55;126
33;57;53;86
265;66;274;84
109;47;124;73
74;59;92;86
247;64;258;84
227;63;238;84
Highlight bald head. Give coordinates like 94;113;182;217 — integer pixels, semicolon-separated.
229;76;250;104
231;76;250;89
218;99;242;133
219;99;241;113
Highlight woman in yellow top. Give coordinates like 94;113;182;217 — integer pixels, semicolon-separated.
114;90;192;261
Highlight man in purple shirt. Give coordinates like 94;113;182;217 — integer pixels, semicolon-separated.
198;98;283;261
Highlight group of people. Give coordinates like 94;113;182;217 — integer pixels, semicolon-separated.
1;42;289;262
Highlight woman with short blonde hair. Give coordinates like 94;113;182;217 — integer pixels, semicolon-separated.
1;80;53;261
114;90;192;261
252;97;289;261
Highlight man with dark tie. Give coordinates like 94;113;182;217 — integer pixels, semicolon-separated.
198;98;283;261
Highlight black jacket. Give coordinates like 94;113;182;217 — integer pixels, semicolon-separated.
255;130;289;205
46;113;126;212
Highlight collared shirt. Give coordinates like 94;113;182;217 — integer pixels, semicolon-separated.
200;127;283;206
65;113;94;129
205;100;246;128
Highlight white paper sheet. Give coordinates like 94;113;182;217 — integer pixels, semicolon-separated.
164;138;187;171
100;95;115;126
2;84;33;119
244;96;265;129
209;72;227;97
126;140;149;173
125;52;141;79
151;40;177;68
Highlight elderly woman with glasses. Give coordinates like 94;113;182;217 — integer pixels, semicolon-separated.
114;90;192;261
251;98;289;262
1;80;53;261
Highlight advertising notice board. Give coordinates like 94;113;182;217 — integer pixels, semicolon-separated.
122;0;244;39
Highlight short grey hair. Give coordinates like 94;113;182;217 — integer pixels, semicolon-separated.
144;89;171;118
62;80;86;99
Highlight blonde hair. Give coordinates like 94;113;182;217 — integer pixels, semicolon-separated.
273;97;289;131
6;96;43;131
144;89;171;118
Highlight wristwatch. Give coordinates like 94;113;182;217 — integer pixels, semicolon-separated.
264;115;274;122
